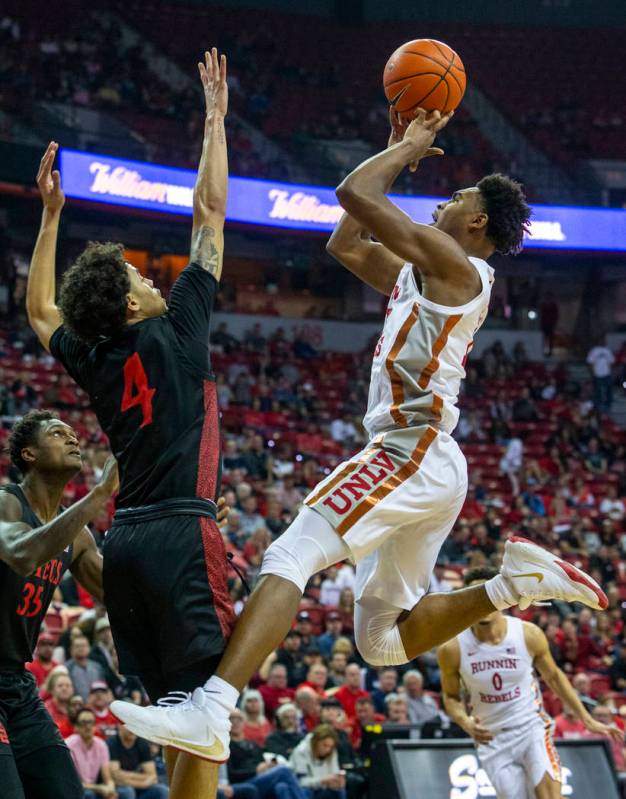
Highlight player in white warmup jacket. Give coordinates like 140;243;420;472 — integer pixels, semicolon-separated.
439;567;621;799
113;108;611;765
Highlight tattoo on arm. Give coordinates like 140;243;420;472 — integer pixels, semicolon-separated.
191;225;221;276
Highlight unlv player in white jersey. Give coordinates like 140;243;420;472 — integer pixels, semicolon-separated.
113;109;609;765
439;567;620;799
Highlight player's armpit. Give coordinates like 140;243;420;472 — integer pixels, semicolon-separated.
190;223;225;281
70;527;103;602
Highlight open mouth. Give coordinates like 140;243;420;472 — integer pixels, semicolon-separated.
69;449;82;458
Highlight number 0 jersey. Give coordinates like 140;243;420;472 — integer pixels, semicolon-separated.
0;485;73;669
49;263;220;509
458;616;544;733
363;258;494;437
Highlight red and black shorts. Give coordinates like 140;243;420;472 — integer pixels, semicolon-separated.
104;498;235;702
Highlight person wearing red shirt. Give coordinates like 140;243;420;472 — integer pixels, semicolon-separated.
333;663;369;721
259;663;295;721
44;671;75;739
87;681;119;740
295;686;321;733
26;632;59;687
553;705;589;739
351;696;385;752
296;662;328;698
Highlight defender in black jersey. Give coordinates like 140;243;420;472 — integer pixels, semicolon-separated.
27;49;231;796
0;410;118;799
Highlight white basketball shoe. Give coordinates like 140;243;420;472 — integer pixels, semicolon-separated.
502;536;608;611
111;688;231;763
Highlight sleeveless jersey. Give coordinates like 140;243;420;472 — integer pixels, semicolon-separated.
363;258;494;437
458;616;543;732
0;485;73;669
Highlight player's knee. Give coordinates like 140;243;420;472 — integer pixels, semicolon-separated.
355;616;409;667
259;538;309;593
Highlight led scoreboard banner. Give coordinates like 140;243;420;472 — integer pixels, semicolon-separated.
59;149;626;252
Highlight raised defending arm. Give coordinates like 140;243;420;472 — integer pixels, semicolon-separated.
190;48;228;281
27;142;64;352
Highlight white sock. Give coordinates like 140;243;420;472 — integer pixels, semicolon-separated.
204;675;239;712
484;574;518;611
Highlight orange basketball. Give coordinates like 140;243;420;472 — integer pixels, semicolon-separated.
383;39;466;118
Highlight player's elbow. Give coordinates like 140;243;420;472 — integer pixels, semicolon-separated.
336;181;358;211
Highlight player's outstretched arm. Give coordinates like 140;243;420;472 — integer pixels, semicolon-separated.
190;48;228;282
336;109;477;288
27;142;64;352
526;622;623;744
0;458;118;577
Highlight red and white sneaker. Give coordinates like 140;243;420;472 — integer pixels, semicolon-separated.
502;536;608;611
111;688;230;763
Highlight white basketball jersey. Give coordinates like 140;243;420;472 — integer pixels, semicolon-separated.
458;617;543;733
363;258;494;437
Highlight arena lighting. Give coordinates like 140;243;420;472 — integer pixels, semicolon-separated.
59;149;626;252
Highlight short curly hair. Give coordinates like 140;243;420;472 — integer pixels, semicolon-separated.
476;174;532;256
8;410;56;474
463;565;499;586
58;242;130;343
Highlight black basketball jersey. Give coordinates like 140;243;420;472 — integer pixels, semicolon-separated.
49;263;221;509
0;485;73;669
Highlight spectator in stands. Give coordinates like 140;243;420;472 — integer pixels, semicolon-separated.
45;670;75;738
89;617;115;683
320;568;343;607
385;694;410;724
227;708;307;798
490;390;513;423
240;495;268;537
571;673;596;712
327;652;348;688
334;664;368;722
553;704;589;739
27;631;59;686
273;474;304;515
441;523;471;564
295;611;317;652
66;635;106;701
610;640;626;691
67;707;116;799
499;433;524;496
352;696;385;755
108;723;168;799
584;438;608;475
88;681;119;740
265;703;304;759
276;630;306;687
600;485;625;521
587;340;615;412
258;663;295;722
512;387;540;422
298;662;329;697
317;611;344;657
243;434;271;480
290;724;347;799
337;589;355;636
371;668;399;715
295;686;322;733
241;689;272;748
402;671;439;726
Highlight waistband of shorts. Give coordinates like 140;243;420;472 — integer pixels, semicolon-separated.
113;497;217;524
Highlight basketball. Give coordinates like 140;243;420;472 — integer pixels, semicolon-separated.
383;39;466;117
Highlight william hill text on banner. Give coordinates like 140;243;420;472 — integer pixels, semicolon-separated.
59;149;626;251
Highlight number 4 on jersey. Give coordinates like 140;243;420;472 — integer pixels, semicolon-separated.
121;353;156;428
